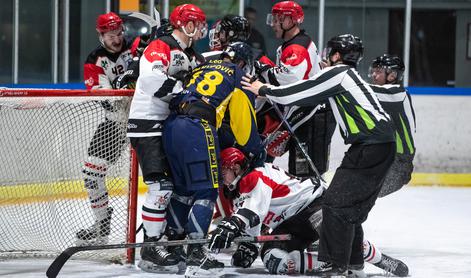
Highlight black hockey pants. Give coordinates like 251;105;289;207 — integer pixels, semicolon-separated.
318;142;395;267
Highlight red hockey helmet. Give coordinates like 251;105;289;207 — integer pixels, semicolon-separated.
220;147;247;169
271;1;304;24
170;4;206;28
96;12;123;33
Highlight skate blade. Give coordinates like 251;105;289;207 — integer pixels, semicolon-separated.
138;259;181;274
75;237;109;246
184;265;224;278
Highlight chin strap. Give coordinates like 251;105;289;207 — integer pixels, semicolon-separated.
281;22;297;41
181;25;198;47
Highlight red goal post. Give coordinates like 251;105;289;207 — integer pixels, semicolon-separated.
0;88;139;263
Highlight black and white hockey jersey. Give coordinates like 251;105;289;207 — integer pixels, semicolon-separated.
83;41;134;89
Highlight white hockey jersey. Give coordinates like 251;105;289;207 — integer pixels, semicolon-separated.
127;34;202;137
232;163;325;236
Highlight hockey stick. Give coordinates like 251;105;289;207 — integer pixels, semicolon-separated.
267;99;325;183
46;234;291;278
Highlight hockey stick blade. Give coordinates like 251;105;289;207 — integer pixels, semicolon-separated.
46;234;291;278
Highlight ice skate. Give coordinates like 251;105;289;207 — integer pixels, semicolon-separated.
184;244;224;278
347;264;366;278
138;237;185;274
373;253;409;277
76;207;113;245
310;262;348;278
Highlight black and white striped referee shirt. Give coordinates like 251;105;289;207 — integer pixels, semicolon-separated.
370;84;416;155
259;64;395;145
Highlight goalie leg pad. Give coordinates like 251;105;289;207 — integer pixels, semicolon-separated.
83;156;109;220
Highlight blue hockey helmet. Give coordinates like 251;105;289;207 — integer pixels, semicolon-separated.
221;41;254;74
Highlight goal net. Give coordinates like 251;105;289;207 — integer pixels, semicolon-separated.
0;89;138;262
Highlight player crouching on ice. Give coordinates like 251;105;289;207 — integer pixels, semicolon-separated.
208;147;409;277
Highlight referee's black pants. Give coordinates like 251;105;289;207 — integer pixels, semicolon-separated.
318;142;395;268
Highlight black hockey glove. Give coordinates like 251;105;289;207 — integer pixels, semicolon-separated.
112;58;139;89
172;70;191;87
254;60;271;77
231;242;259;268
250;149;267;168
209;216;244;252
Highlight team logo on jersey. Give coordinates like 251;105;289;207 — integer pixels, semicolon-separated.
85;77;94;87
127;123;137;129
101;59;109;70
173;53;185;67
286;53;298;62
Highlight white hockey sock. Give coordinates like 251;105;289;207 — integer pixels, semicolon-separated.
363;239;383;264
142;181;172;238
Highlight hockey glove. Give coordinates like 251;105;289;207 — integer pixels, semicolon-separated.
254;60;272;76
112;59;139;89
209;216;244;252
172;70;191;87
250;149;267;168
231;242;259;268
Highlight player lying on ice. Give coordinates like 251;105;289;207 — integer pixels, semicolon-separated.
208;147;409;277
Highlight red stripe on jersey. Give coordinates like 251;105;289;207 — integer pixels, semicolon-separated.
239;170;290;198
280;44;312;80
307;252;313;270
143;39;171;67
84;162;107;172
142;215;166;222
83;63;105;90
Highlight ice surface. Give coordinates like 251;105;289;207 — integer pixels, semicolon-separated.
1;186;470;277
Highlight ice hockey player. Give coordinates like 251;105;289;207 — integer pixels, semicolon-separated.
369;54;416;197
209;147;409;277
126;3;207;274
203;14;253;222
162;41;265;278
77;12;133;245
204;15;251;60
84;12;133;90
258;0;336;178
113;16;175;90
242;34;397;277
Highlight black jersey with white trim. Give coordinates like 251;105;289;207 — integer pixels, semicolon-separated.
370;84;416;154
260;65;395;145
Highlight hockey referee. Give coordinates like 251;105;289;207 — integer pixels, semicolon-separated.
242;34;396;277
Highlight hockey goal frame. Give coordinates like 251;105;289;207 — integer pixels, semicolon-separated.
0;88;139;264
